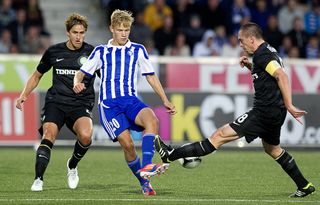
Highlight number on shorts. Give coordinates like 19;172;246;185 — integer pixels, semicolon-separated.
235;113;248;124
109;118;120;131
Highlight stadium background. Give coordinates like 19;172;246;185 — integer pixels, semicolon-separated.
0;0;319;148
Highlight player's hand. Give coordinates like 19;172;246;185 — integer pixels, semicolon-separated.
239;56;252;70
164;101;177;115
16;96;27;111
287;105;307;124
73;83;86;93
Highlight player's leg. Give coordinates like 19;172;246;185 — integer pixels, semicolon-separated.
70;116;93;167
118;128;158;194
31;122;58;191
262;140;315;197
156;123;239;162
134;107;158;167
98;101;155;195
32;103;64;191
65;105;94;189
156;110;260;163
117;130;155;195
134;107;169;177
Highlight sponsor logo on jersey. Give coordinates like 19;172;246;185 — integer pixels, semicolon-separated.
56;58;64;62
56;69;77;75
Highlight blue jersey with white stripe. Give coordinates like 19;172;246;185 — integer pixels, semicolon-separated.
80;39;155;103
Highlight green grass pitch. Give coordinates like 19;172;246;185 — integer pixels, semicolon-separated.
0;148;319;205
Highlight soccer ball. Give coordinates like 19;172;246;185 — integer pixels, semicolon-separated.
178;157;202;169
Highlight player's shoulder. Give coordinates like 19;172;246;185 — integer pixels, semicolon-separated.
130;41;145;49
95;44;108;49
41;42;66;57
254;43;278;62
45;42;65;52
255;42;278;57
82;42;95;51
130;41;148;56
91;44;108;54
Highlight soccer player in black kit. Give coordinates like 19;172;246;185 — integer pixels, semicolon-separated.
155;22;315;197
16;13;96;191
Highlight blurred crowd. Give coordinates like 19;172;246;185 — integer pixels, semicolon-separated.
0;0;50;54
1;0;320;59
102;0;320;59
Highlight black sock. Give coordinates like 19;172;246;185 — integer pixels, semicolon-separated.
35;139;53;180
169;138;216;161
68;140;91;169
276;150;309;189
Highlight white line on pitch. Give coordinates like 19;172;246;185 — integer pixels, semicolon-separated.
0;198;319;203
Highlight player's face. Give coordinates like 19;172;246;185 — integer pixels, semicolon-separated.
238;30;254;54
67;24;86;50
110;23;130;46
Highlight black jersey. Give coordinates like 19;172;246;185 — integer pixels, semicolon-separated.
251;42;285;108
37;42;95;107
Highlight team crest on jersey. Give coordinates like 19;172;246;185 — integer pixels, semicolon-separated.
128;47;134;56
78;55;88;66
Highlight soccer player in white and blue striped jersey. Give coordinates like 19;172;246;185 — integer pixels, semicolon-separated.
73;9;176;195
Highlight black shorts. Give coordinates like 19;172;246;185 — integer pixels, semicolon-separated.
229;107;287;145
38;102;93;135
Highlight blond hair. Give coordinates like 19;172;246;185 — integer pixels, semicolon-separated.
110;9;134;28
65;13;88;32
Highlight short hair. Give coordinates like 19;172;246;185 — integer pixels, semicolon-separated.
240;22;263;39
65;13;88;32
110;9;134;28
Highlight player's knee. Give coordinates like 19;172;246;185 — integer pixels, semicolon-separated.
144;116;159;131
79;137;92;146
264;146;282;159
77;129;93;144
121;141;135;153
150;116;159;129
42;133;56;143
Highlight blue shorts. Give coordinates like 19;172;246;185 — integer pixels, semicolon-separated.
98;96;147;142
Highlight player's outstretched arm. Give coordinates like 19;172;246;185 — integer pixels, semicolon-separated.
146;74;177;115
16;70;43;111
273;68;307;124
73;71;86;93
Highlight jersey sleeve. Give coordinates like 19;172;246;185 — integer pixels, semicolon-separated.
265;60;281;76
80;46;103;76
137;45;155;76
254;51;280;75
36;48;52;74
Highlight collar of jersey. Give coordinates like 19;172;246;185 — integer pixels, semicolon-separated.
107;39;131;48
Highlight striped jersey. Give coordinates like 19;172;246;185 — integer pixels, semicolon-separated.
80;39;155;103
